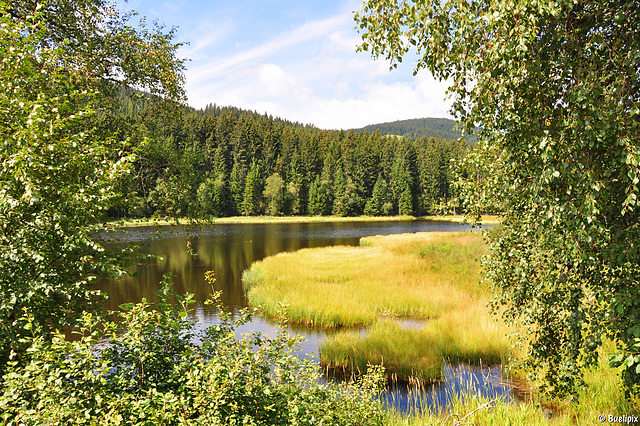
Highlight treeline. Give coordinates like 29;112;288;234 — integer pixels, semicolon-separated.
117;98;469;219
353;117;477;144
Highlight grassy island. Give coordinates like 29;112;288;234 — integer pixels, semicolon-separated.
242;231;510;383
242;230;639;423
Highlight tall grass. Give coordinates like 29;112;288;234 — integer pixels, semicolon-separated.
319;320;444;383
243;231;511;383
320;302;510;383
242;230;640;422
243;232;488;328
386;345;640;425
387;394;559;426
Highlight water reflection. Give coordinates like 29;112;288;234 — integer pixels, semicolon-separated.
383;363;514;413
99;220;474;311
98;220;514;413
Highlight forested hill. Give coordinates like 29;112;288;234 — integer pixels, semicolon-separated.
353;117;476;143
112;91;470;219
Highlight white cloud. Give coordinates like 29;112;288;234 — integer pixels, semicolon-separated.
297;75;453;129
187;61;452;130
178;20;234;60
186;13;349;86
183;2;453;129
258;64;289;96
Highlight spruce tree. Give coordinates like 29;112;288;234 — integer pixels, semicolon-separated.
229;159;244;216
242;162;260;216
364;176;388;216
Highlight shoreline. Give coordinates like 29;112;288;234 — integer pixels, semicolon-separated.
105;214;501;228
242;231;509;384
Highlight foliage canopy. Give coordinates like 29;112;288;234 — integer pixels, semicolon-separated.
356;0;640;398
0;1;184;371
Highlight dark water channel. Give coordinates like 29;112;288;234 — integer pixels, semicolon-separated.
99;220;514;412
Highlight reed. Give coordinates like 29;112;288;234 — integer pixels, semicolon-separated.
385;338;639;425
387;394;559;426
243;232;488;327
319;320;444;383
243;231;511;382
319;302;509;383
387;361;639;425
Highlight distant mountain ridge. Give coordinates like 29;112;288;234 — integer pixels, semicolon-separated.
353;117;476;143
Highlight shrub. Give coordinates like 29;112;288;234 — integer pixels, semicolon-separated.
0;274;387;425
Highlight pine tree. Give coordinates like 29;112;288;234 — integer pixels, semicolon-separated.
229;160;243;216
308;176;328;216
286;153;305;215
242;162;260;216
364;175;388;216
332;164;347;216
398;184;413;216
319;157;334;215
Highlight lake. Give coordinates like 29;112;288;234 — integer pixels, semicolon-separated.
99;219;515;412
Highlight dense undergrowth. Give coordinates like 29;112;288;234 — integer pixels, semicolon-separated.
0;274;387;425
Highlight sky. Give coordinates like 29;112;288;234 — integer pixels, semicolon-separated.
117;0;453;130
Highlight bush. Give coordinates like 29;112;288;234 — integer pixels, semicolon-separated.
0;274;387;425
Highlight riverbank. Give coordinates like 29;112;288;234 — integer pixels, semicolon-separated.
242;231;510;384
241;230;639;423
387;344;639;425
105;214;501;228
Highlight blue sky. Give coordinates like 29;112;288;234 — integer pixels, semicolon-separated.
119;0;453;129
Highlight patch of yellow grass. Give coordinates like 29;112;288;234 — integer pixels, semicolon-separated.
243;231;511;382
244;232;484;328
320;320;444;383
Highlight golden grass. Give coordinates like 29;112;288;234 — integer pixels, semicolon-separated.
244;232;486;328
319;320;444;383
243;231;512;383
243;228;639;422
319;303;510;383
388;346;640;425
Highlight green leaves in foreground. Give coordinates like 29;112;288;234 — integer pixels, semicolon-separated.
0;276;387;425
0;5;135;373
355;0;640;399
0;0;185;376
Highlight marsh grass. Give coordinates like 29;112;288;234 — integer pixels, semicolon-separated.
319;321;444;383
242;229;639;422
387;345;640;425
319;302;510;383
387;394;558;426
243;233;486;327
243;231;511;383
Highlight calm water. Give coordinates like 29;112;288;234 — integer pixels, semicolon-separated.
99;219;513;412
